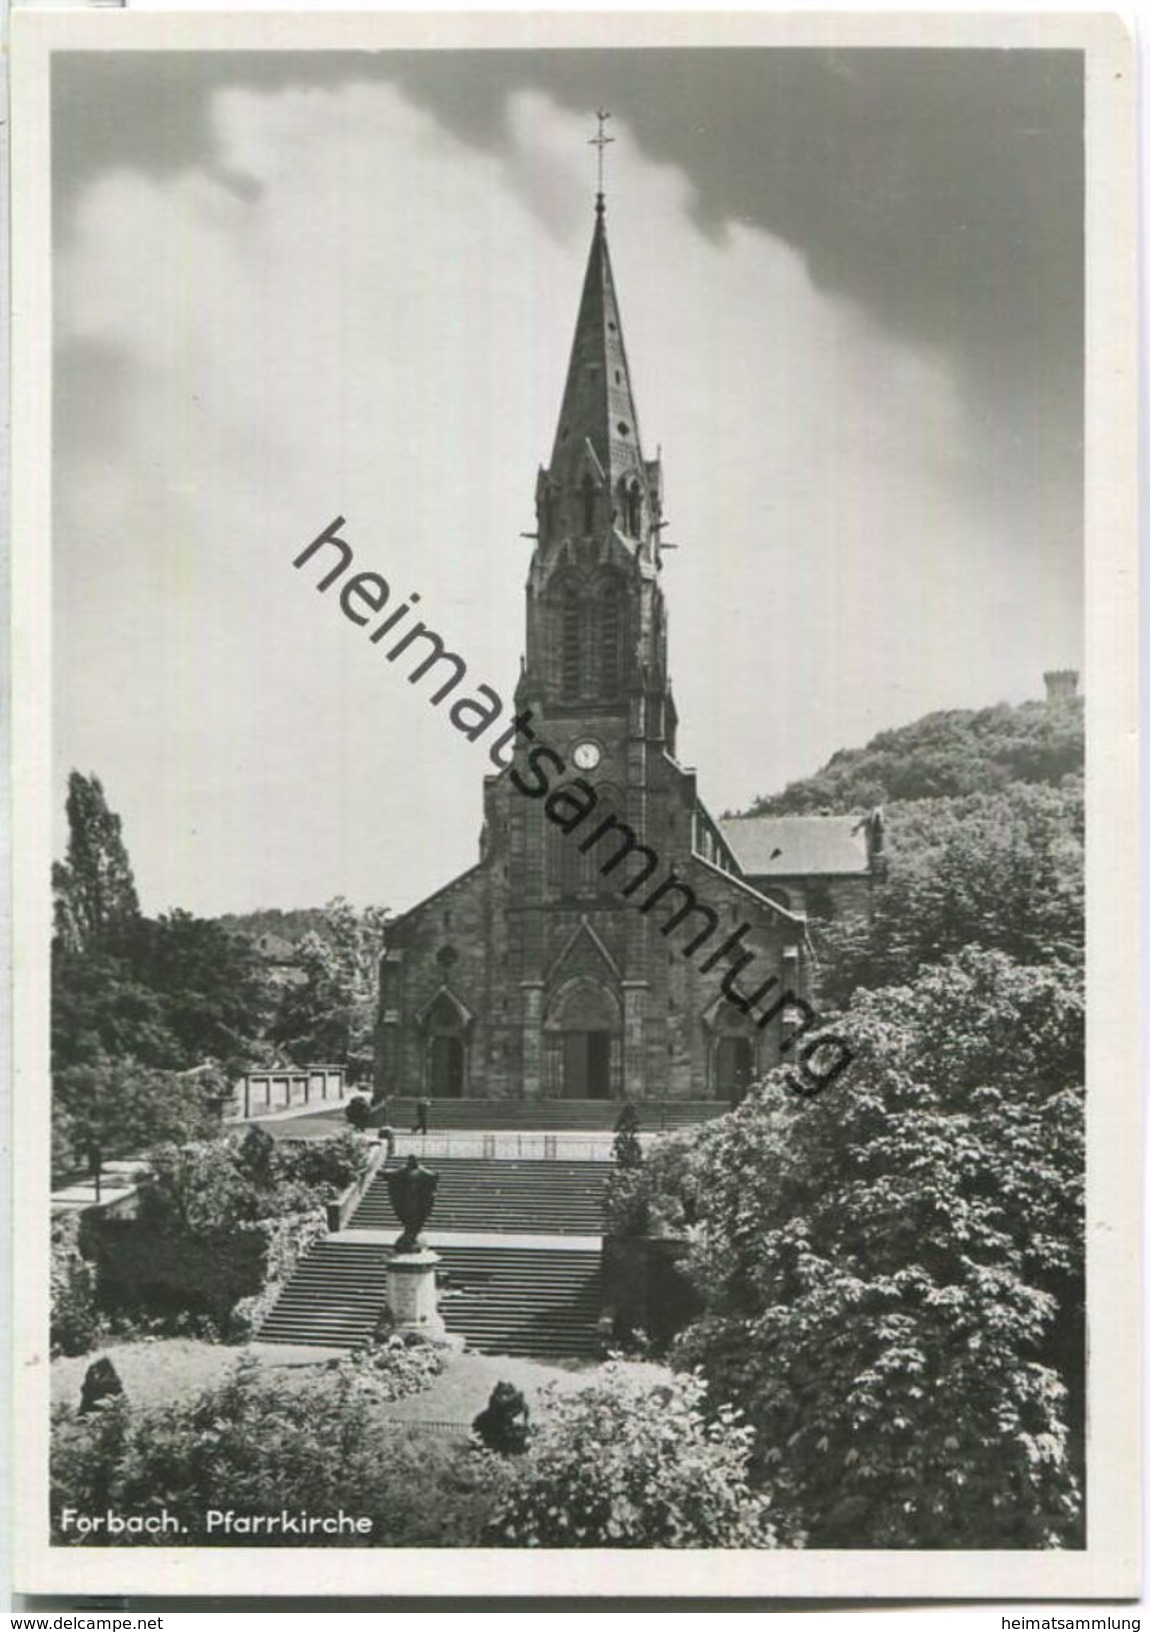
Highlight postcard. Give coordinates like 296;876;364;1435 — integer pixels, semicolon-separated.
9;8;1140;1606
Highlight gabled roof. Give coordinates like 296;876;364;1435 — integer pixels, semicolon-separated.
721;814;870;878
546;916;623;986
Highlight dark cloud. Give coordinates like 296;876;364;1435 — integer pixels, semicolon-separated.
53;46;1083;515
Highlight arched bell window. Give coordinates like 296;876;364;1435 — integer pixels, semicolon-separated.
551;819;581;896
600;596;621;693
581;475;597;535
624;481;642;537
561;595;582;696
593;576;625;696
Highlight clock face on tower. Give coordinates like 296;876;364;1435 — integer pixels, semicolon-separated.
572;740;602;772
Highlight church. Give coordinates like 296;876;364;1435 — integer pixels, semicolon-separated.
374;190;872;1107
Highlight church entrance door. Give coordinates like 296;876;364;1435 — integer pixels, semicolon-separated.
429;1035;464;1097
715;1036;754;1103
423;991;468;1096
562;1031;613;1099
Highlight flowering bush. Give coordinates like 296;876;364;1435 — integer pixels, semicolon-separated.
51;1358;511;1547
137;1129;366;1234
667;949;1085;1548
485;1364;781;1548
340;1333;447;1402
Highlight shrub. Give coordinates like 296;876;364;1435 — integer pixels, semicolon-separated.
51;1212;104;1357
272;1130;369;1192
603;1129;699;1240
602;1167;650;1238
86;1130;338;1338
612;1103;643;1169
345;1094;372;1131
485;1364;781;1548
225;1211;327;1341
51;1358;512;1547
663;950;1084;1548
341;1333;447;1402
137;1130;363;1234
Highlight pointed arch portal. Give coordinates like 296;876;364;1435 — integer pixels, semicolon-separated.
544;977;621;1100
704;995;760;1105
421;988;470;1098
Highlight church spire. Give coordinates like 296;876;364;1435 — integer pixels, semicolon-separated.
549;198;645;477
521;148;673;742
541;165;656;551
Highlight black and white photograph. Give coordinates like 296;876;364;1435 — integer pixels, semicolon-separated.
10;8;1139;1606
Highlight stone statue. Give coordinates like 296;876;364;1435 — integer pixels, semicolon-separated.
384;1154;439;1252
79;1356;125;1416
473;1381;531;1454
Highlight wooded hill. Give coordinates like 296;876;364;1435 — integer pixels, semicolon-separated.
741;694;1086;1010
744;695;1083;815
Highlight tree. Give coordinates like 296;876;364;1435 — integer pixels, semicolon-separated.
612;1102;643;1169
113;912;274;1076
53;915;274;1081
53;773;140;952
485;1364;781;1547
271;899;389;1082
52;1055;224;1181
52;945;178;1072
813;782;1083;1008
745;696;1084;815
658;949;1084;1548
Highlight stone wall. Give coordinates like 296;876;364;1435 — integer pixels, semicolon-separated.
378;742;816;1102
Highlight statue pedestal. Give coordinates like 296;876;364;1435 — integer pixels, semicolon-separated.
386;1248;447;1342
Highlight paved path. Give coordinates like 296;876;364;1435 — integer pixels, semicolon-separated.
247;1342;351;1367
51;1160;149;1210
226;1096;348;1126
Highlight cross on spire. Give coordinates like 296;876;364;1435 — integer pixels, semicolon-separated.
589;109;614;211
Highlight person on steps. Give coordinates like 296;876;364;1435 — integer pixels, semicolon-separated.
413;1095;431;1136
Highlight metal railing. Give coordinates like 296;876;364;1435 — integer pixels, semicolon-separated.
376;1416;472;1440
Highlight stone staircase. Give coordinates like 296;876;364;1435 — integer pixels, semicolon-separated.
255;1235;603;1357
349;1157;608;1236
436;1242;601;1358
255;1154;612;1357
255;1236;390;1350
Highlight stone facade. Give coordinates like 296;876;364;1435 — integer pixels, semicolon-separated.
375;200;840;1106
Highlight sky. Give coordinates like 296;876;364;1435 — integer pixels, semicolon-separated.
51;46;1085;919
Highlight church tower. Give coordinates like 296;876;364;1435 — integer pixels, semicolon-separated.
496;193;685;1100
519;194;676;765
377;177;811;1109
